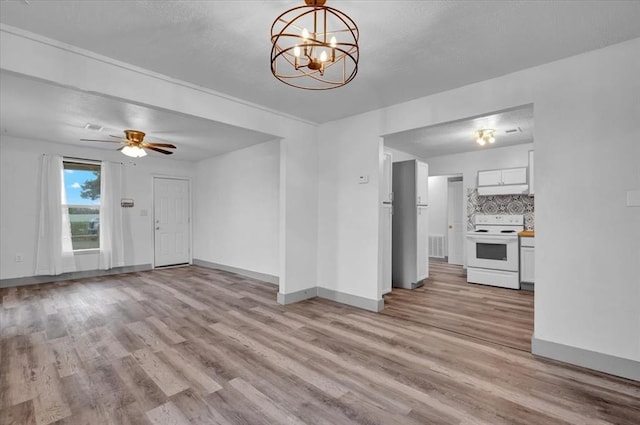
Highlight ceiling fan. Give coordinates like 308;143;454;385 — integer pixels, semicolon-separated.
81;129;176;157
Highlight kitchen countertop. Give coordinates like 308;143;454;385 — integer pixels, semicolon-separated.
519;230;535;237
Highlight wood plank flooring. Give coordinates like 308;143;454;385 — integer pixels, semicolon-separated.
1;266;639;425
383;261;534;351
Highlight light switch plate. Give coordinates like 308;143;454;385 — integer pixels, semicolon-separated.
358;175;369;184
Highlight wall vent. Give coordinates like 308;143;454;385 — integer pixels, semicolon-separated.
505;127;521;134
429;235;446;259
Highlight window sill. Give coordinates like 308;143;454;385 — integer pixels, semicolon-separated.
73;249;100;255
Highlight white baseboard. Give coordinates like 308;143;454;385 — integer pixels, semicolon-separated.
532;337;640;382
0;264;152;288
317;287;384;312
192;259;278;285
278;286;383;313
277;287;318;304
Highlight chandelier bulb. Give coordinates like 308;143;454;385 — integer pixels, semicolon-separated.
302;28;309;39
293;46;301;57
330;36;337;48
320;51;328;62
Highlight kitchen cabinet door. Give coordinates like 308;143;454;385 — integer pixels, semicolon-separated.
416;206;429;281
520;245;535;283
478;169;502;186
502;167;527;185
416;161;429;205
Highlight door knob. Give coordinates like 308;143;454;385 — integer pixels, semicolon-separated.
156;227;160;230
449;225;453;229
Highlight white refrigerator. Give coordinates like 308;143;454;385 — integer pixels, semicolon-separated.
392;160;429;289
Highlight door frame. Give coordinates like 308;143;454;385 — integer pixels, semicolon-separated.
447;176;464;265
152;175;193;269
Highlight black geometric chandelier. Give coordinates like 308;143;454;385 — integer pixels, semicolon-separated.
270;0;359;90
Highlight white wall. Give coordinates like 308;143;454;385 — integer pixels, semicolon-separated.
317;38;640;366
194;140;280;276
317;117;382;301
0;135;195;280
427;176;448;253
279;135;319;295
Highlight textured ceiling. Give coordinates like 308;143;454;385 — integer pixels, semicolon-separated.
0;71;276;161
1;1;640;124
384;105;534;159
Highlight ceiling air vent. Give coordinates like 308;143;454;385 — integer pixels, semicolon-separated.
84;123;103;132
505;127;522;134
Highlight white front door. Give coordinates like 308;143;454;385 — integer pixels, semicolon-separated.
154;177;190;267
447;180;463;265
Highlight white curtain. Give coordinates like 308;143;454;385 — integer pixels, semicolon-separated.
35;155;76;275
99;161;125;270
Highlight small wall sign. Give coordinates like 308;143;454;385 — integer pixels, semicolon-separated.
121;199;134;208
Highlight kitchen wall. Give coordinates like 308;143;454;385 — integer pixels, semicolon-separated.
467;190;535;231
316;38;640;374
194;139;280;278
0;135;195;280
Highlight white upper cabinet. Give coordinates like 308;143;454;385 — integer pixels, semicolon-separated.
478;167;527;186
416;161;429;205
478;169;503;186
501;167;527;185
477;167;528;195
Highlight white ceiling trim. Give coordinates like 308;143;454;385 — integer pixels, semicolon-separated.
0;23;318;127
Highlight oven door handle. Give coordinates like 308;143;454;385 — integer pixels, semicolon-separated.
466;236;514;244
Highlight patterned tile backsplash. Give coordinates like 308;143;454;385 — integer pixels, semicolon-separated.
467;189;535;231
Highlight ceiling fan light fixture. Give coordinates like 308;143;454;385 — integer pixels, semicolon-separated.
475;129;496;146
270;0;359;90
121;145;147;158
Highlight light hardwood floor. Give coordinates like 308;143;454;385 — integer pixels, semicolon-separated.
383;261;534;351
1;265;638;425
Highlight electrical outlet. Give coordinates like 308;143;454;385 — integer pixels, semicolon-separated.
15;253;24;262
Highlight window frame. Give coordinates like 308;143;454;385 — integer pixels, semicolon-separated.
62;159;102;253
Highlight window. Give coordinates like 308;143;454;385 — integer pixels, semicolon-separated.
63;161;101;250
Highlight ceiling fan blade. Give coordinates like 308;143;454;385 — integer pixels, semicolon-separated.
80;139;123;143
109;134;128;140
143;142;176;148
145;146;173;155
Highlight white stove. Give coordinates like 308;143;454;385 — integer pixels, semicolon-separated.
466;215;523;289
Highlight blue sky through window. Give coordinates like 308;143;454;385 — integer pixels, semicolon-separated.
64;169;100;205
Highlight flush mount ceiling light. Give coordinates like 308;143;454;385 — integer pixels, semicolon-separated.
476;129;496;146
270;0;359;90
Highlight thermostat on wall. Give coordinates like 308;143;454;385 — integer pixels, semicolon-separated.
121;199;134;208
